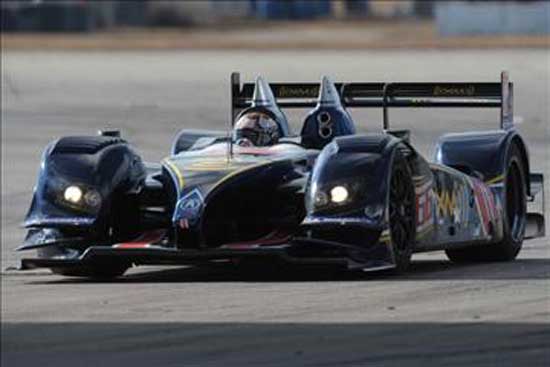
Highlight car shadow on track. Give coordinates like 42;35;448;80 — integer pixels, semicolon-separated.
3;321;549;367
28;258;550;284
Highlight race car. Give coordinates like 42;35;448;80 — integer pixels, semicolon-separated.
18;71;546;278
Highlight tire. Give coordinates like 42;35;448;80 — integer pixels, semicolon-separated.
388;150;416;273
446;144;527;263
37;246;129;279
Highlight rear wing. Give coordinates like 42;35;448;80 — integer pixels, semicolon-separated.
231;71;514;130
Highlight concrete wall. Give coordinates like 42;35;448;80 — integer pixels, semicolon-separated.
435;1;550;36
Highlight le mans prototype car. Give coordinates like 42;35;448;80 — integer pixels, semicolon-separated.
19;71;546;278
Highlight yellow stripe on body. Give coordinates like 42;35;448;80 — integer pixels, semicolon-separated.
210;160;274;189
485;174;504;185
164;156;275;196
163;159;185;189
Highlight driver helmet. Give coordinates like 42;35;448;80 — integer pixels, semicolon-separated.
233;111;280;147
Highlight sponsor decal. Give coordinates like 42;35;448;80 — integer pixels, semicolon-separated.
433;85;476;97
174;188;205;227
430;167;500;240
435;189;457;218
433;170;469;224
471;178;498;236
179;189;203;210
278;85;318;99
415;187;433;232
176;188;204;224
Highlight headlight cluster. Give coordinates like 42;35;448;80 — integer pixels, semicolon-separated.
308;179;385;221
313;185;351;207
60;184;102;213
63;185;102;209
47;178;102;214
310;180;362;212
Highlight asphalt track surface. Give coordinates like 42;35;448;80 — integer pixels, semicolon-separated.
1;50;549;366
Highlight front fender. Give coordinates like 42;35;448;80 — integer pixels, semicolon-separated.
24;136;146;233
305;133;403;224
301;133;407;270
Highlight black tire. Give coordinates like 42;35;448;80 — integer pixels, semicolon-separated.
446;144;527;263
388;150;416;273
37;247;129;279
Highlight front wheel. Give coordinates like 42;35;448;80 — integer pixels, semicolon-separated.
388;151;416;273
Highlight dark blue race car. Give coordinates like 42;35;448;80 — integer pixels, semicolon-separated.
18;71;546;278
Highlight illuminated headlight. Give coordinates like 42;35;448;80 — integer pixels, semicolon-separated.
330;186;349;203
63;185;83;204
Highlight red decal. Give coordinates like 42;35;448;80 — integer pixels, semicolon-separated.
415;189;432;227
115;243;151;249
472;179;497;235
222;231;290;250
113;230;165;249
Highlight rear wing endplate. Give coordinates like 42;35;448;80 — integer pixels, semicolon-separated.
231;71;514;130
526;173;545;239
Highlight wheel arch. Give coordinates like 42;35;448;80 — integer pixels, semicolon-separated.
507;134;530;196
435;129;531;195
305;133;412;225
302;133;416;271
23;135;146;235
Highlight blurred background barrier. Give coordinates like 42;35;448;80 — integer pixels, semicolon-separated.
1;0;548;36
1;0;426;32
436;1;550;36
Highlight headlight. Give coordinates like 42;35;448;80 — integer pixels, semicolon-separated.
314;191;329;207
330;186;349;203
83;189;102;209
63;186;83;204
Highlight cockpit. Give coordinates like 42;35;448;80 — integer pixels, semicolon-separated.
230;75;356;151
